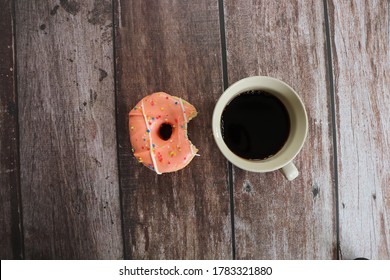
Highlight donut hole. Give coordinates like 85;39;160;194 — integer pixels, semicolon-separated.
159;123;173;141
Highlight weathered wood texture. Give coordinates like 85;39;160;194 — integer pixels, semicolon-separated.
115;0;232;259
224;0;336;259
328;0;390;259
15;0;123;259
0;0;23;259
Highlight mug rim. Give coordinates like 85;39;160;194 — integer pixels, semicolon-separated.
212;76;308;172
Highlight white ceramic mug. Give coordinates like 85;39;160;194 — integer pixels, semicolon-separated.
212;76;308;180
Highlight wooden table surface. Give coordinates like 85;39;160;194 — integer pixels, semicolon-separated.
1;0;389;260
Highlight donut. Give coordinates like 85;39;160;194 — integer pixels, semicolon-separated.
129;92;198;174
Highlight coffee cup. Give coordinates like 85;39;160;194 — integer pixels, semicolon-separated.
212;76;308;180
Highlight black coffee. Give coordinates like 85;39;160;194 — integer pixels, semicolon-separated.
221;90;290;160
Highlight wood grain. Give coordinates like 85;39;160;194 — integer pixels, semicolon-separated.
115;0;232;259
328;0;390;259
15;0;123;259
224;0;336;259
0;0;23;259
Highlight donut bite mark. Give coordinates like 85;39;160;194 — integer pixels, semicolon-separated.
129;92;198;174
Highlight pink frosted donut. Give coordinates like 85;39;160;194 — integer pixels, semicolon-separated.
129;92;198;174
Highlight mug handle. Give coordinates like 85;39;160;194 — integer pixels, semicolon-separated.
281;162;299;181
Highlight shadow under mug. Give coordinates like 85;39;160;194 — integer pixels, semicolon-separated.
212;76;308;180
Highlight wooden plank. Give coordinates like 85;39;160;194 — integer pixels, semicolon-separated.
0;0;23;259
328;0;390;259
15;0;123;259
115;0;232;259
224;0;336;259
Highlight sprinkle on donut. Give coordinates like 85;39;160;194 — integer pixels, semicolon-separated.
129;92;198;174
